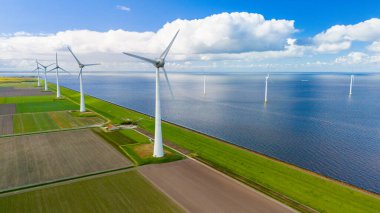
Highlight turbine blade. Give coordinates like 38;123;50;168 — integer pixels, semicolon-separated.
83;63;100;67
67;46;82;66
47;67;57;72
47;63;55;68
160;29;180;60
56;52;58;66
162;67;174;98
59;67;71;74
123;52;156;65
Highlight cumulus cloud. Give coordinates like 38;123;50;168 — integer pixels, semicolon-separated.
367;41;380;52
335;52;380;64
116;5;130;12
160;12;296;54
0;12;298;71
313;18;380;53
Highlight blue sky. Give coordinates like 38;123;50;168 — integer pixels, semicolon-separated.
1;0;379;36
0;0;380;72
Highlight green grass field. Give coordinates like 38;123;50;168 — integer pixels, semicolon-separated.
53;83;380;212
13;111;104;134
0;95;78;113
0;171;183;213
16;100;78;113
93;128;184;165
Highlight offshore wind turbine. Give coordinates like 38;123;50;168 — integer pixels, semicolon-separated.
123;30;179;158
38;62;55;91
33;60;42;87
48;53;69;98
67;46;100;112
264;74;269;103
349;74;354;96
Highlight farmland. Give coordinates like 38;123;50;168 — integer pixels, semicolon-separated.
0;87;53;97
0;129;132;192
0;80;186;212
12;111;104;134
0;115;13;135
0;171;183;213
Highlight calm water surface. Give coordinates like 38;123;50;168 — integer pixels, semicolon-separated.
51;72;380;193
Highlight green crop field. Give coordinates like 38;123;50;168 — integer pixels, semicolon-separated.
16;100;78;113
93;128;184;165
0;95;77;113
0;171;183;213
13;113;58;133
13;111;105;134
54;84;380;212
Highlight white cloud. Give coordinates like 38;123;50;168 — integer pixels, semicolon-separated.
335;52;380;64
367;41;380;52
161;12;296;54
0;12;298;71
313;18;380;53
116;5;130;12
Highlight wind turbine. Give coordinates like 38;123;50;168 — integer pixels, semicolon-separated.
123;30;179;158
38;62;55;91
349;74;354;96
48;53;69;98
33;60;42;87
67;46;100;112
264;74;269;103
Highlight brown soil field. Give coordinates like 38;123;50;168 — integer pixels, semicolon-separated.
139;159;294;213
0;129;132;192
0;104;16;115
0;87;53;97
0;115;13;135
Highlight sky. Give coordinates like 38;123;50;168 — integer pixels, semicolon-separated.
0;0;380;72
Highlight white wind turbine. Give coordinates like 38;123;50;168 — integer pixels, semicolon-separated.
123;30;179;158
38;61;55;91
264;74;269;103
349;74;354;96
67;46;100;112
33;60;42;87
48;53;69;98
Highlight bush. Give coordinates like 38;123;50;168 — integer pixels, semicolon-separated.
119;119;138;125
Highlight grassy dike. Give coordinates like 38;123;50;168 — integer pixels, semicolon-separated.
48;83;380;212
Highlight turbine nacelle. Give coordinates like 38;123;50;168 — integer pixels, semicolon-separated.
155;59;165;68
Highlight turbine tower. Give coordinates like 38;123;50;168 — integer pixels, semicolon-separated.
264;74;269;103
67;46;100;112
349;74;354;96
38;62;55;91
48;53;69;98
33;60;42;87
123;30;179;158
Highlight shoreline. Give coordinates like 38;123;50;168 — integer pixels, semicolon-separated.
50;82;380;198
